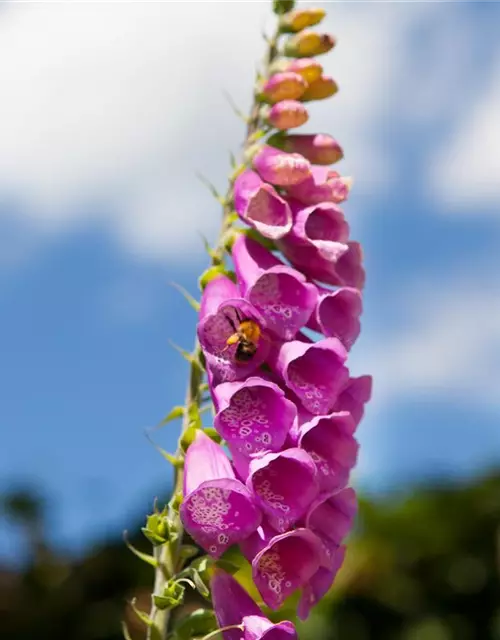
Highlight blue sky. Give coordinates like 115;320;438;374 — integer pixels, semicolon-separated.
1;1;500;563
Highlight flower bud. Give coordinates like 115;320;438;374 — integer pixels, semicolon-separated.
273;0;295;15
260;71;307;103
301;75;338;102
266;99;309;130
279;8;326;33
270;133;343;165
284;31;336;58
286;58;323;83
252;145;311;186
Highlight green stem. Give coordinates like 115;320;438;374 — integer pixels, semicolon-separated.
145;24;281;640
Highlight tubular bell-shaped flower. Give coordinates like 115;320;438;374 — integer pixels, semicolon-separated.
180;430;261;557
261;71;307;103
270;133;343;165
232;235;318;340
234;170;292;240
295;411;358;492
241;524;328;610
281;199;350;263
247;448;319;532
266;100;309;131
307;286;362;350
197;275;270;382
211;570;297;640
285;57;323;83
213;376;297;457
285;166;351;205
334;375;373;428
252;145;311;187
269;338;349;415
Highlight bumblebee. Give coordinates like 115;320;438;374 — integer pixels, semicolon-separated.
223;309;261;363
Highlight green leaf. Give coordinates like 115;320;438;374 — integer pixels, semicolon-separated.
121;621;134;640
156;405;185;429
129;598;154;627
169;282;200;312
123;532;158;567
187;403;202;430
169;342;204;372
178;544;200;563
196;173;225;205
173;608;217;640
145;432;183;468
192;569;210;599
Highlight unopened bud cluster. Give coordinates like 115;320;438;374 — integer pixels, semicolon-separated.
177;3;372;636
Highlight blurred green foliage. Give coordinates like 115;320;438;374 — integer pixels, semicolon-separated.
1;472;499;640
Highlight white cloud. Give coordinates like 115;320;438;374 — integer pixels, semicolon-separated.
354;268;500;416
0;1;436;261
430;54;500;211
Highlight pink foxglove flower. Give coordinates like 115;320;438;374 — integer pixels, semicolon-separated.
267;100;309;131
307;286;362;350
211;570;297;640
232;235;318;340
213;376;297;457
241;525;328;611
180;430;261;558
295;412;358;492
252;146;311;187
197;275;270;383
234;170;292;240
246;448;319;532
271;133;343;165
268;338;349;415
261;71;307;103
285;57;323;83
285;166;350;205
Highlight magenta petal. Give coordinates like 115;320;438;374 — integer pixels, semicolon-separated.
247;448;319;532
253;146;311;187
298;412;358;492
286;166;350;205
183;430;235;496
198;295;270;383
233;236;317;340
180;476;261;558
214;376;297;457
234;170;292;240
285;200;350;261
334;375;373;429
249;528;326;610
243;615;297;640
277;240;364;289
307;287;362;350
200;275;240;320
269;338;349;415
306;487;357;546
297;546;346;620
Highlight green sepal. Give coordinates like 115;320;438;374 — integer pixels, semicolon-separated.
180;425;199;452
214;558;242;575
172;608;217;640
203;427;222;444
273;0;295;15
200;233;223;265
239;228;277;252
170;282;200;312
266;131;286;150
222;90;249;123
187;402;202;430
170;491;183;512
123;531;158;567
153;579;185;610
199;265;235;291
141;509;170;546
